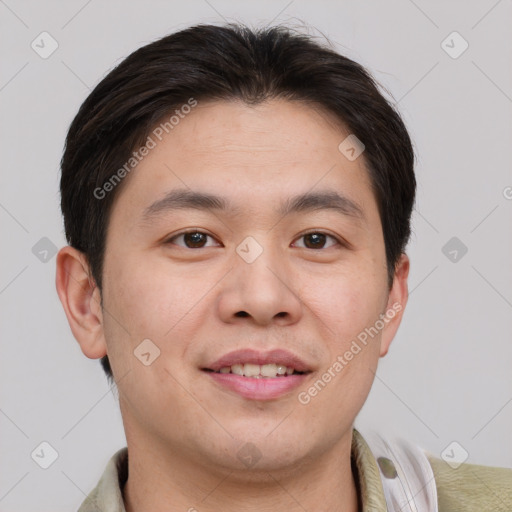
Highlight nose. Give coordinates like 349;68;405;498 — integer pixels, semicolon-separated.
216;243;303;327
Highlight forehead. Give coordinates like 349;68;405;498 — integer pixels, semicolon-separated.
167;99;347;159
110;99;378;224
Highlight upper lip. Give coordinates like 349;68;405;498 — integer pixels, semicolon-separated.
204;349;312;373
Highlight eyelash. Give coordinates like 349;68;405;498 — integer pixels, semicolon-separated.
165;229;344;250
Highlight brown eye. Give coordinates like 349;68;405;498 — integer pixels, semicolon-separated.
293;232;339;250
183;232;207;248
167;231;219;249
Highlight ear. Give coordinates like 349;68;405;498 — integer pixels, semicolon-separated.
379;253;410;357
55;246;107;359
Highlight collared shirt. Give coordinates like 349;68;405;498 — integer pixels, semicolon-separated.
77;429;512;511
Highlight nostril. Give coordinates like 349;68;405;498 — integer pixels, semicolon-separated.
235;311;249;317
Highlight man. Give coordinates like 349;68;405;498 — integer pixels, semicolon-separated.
55;23;511;512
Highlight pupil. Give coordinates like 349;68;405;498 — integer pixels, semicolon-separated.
305;233;325;249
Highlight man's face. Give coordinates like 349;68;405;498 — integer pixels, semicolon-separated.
96;99;405;471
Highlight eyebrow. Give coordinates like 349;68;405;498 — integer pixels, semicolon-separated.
141;188;365;222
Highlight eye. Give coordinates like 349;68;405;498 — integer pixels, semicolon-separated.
292;231;341;250
166;230;221;249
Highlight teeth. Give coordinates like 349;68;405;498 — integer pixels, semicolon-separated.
276;365;287;375
244;363;261;377
260;363;277;377
231;364;244;376
216;363;299;378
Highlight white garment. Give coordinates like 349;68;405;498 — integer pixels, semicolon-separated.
363;430;438;512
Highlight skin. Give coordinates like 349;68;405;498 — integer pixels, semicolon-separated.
56;98;409;512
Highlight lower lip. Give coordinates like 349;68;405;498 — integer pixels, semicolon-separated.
205;371;309;400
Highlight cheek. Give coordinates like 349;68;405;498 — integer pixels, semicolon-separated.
302;264;386;349
104;254;182;330
101;253;225;357
301;279;383;413
100;254;208;404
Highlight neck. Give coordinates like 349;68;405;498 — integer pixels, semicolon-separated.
123;431;360;512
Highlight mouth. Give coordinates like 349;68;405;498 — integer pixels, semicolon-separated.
201;349;313;400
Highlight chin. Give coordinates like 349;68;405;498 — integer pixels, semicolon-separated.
210;441;312;479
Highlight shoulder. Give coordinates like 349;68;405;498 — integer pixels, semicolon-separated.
427;454;512;512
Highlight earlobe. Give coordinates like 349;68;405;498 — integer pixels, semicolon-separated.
55;246;107;360
379;253;410;357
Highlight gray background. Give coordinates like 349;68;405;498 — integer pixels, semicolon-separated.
1;0;511;510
